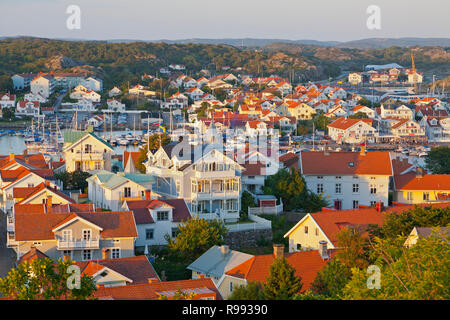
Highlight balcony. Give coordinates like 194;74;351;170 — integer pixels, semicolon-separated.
57;238;100;250
75;151;104;161
192;190;240;200
194;170;237;179
6;215;14;232
6;232;17;247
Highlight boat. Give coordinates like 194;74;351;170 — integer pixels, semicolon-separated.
118;138;128;146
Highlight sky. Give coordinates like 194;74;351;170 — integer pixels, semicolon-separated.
0;0;449;42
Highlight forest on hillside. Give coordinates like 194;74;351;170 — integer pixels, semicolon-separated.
0;37;448;91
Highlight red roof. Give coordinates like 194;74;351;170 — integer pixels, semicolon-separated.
225;250;335;292
394;173;450;191
328;117;373;130
94;278;222;300
300;151;392;176
125;198;191;224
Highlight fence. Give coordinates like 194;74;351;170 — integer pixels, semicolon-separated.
226;213;272;233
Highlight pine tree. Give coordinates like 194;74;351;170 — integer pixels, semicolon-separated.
263;257;303;300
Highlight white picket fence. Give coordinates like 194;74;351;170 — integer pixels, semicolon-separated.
226;214;272;232
248;203;283;215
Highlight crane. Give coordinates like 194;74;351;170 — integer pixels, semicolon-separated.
411;52;418;94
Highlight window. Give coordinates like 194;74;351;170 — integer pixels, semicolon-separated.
335;183;342;194
335;176;342;179
82;229;92;241
111;248;120;259
84;144;92;153
304;226;308;234
352;184;359;193
315;228;319;236
82;250;92;261
317;184;324;194
230;282;233;292
317;176;323;179
28;183;34;188
124;187;131;197
353;200;359;209
146;229;154;240
62;230;72;241
423;192;430;201
370;185;377;194
157;211;169;221
407;192;414;201
63;250;72;259
94;161;101;170
33;242;42;246
171;228;178;238
296;243;302;250
370;201;377;207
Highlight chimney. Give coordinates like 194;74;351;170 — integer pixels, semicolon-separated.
102;248;110;260
144;189;152;201
360;145;366;156
46;195;52;213
416;167;423;179
376;201;384;212
273;244;284;259
220;245;230;257
318;241;329;260
9;153;14;160
23;149;28;156
148;277;159;284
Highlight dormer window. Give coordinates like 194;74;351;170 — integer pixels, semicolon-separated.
157;211;169;221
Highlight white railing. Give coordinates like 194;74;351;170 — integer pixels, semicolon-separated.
57;238;99;250
248;203;283;215
226;214;272;232
6;232;17;247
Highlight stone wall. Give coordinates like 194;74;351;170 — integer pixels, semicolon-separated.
224;228;273;249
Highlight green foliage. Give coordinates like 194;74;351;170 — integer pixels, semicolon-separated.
165;217;228;261
263;257;303;300
55;170;91;190
310;258;352;298
0;258;96;300
228;281;266;300
369;205;450;240
158;289;196;300
313;113;331;132
135;134;171;173
1;107;15;121
349;112;369;119
240;190;256;218
335;227;370;269
425;146;450;174
342;233;450;300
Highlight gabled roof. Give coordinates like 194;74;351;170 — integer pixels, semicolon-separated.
75;255;159;285
63;130;113;150
300;151;392;176
18;247;49;265
14;211;138;241
14;182;75;204
328;117;373;130
125;199;191;224
187;245;254;278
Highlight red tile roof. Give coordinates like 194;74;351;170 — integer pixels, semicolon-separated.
125;198;191;224
300;151;392;176
123;151;141;170
394;173;450;191
75;255;159;285
328;117;373;130
94;278;222;300
14;211;138;241
225;250;335;292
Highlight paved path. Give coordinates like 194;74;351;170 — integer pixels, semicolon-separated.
0;211;16;280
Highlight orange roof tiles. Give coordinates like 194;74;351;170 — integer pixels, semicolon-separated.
394;173;450;191
300;151;392;176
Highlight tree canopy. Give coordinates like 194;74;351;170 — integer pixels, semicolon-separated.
425;146;450;174
263;257;303;300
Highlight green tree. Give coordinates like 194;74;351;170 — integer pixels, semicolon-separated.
313;113;331;132
425;146;450;174
349;112;369;119
264;257;303;300
342;233;450;300
135;133;171;173
0;258;96;300
165;217;228;261
158;289;197;300
310;258;352;298
240;190;256;219
1;107;15;121
335;227;370;269
55;170;92;191
228;281;266;300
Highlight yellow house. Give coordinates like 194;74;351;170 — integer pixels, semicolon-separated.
393;173;450;204
63;129;113;173
284;209;385;252
277;102;316;120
